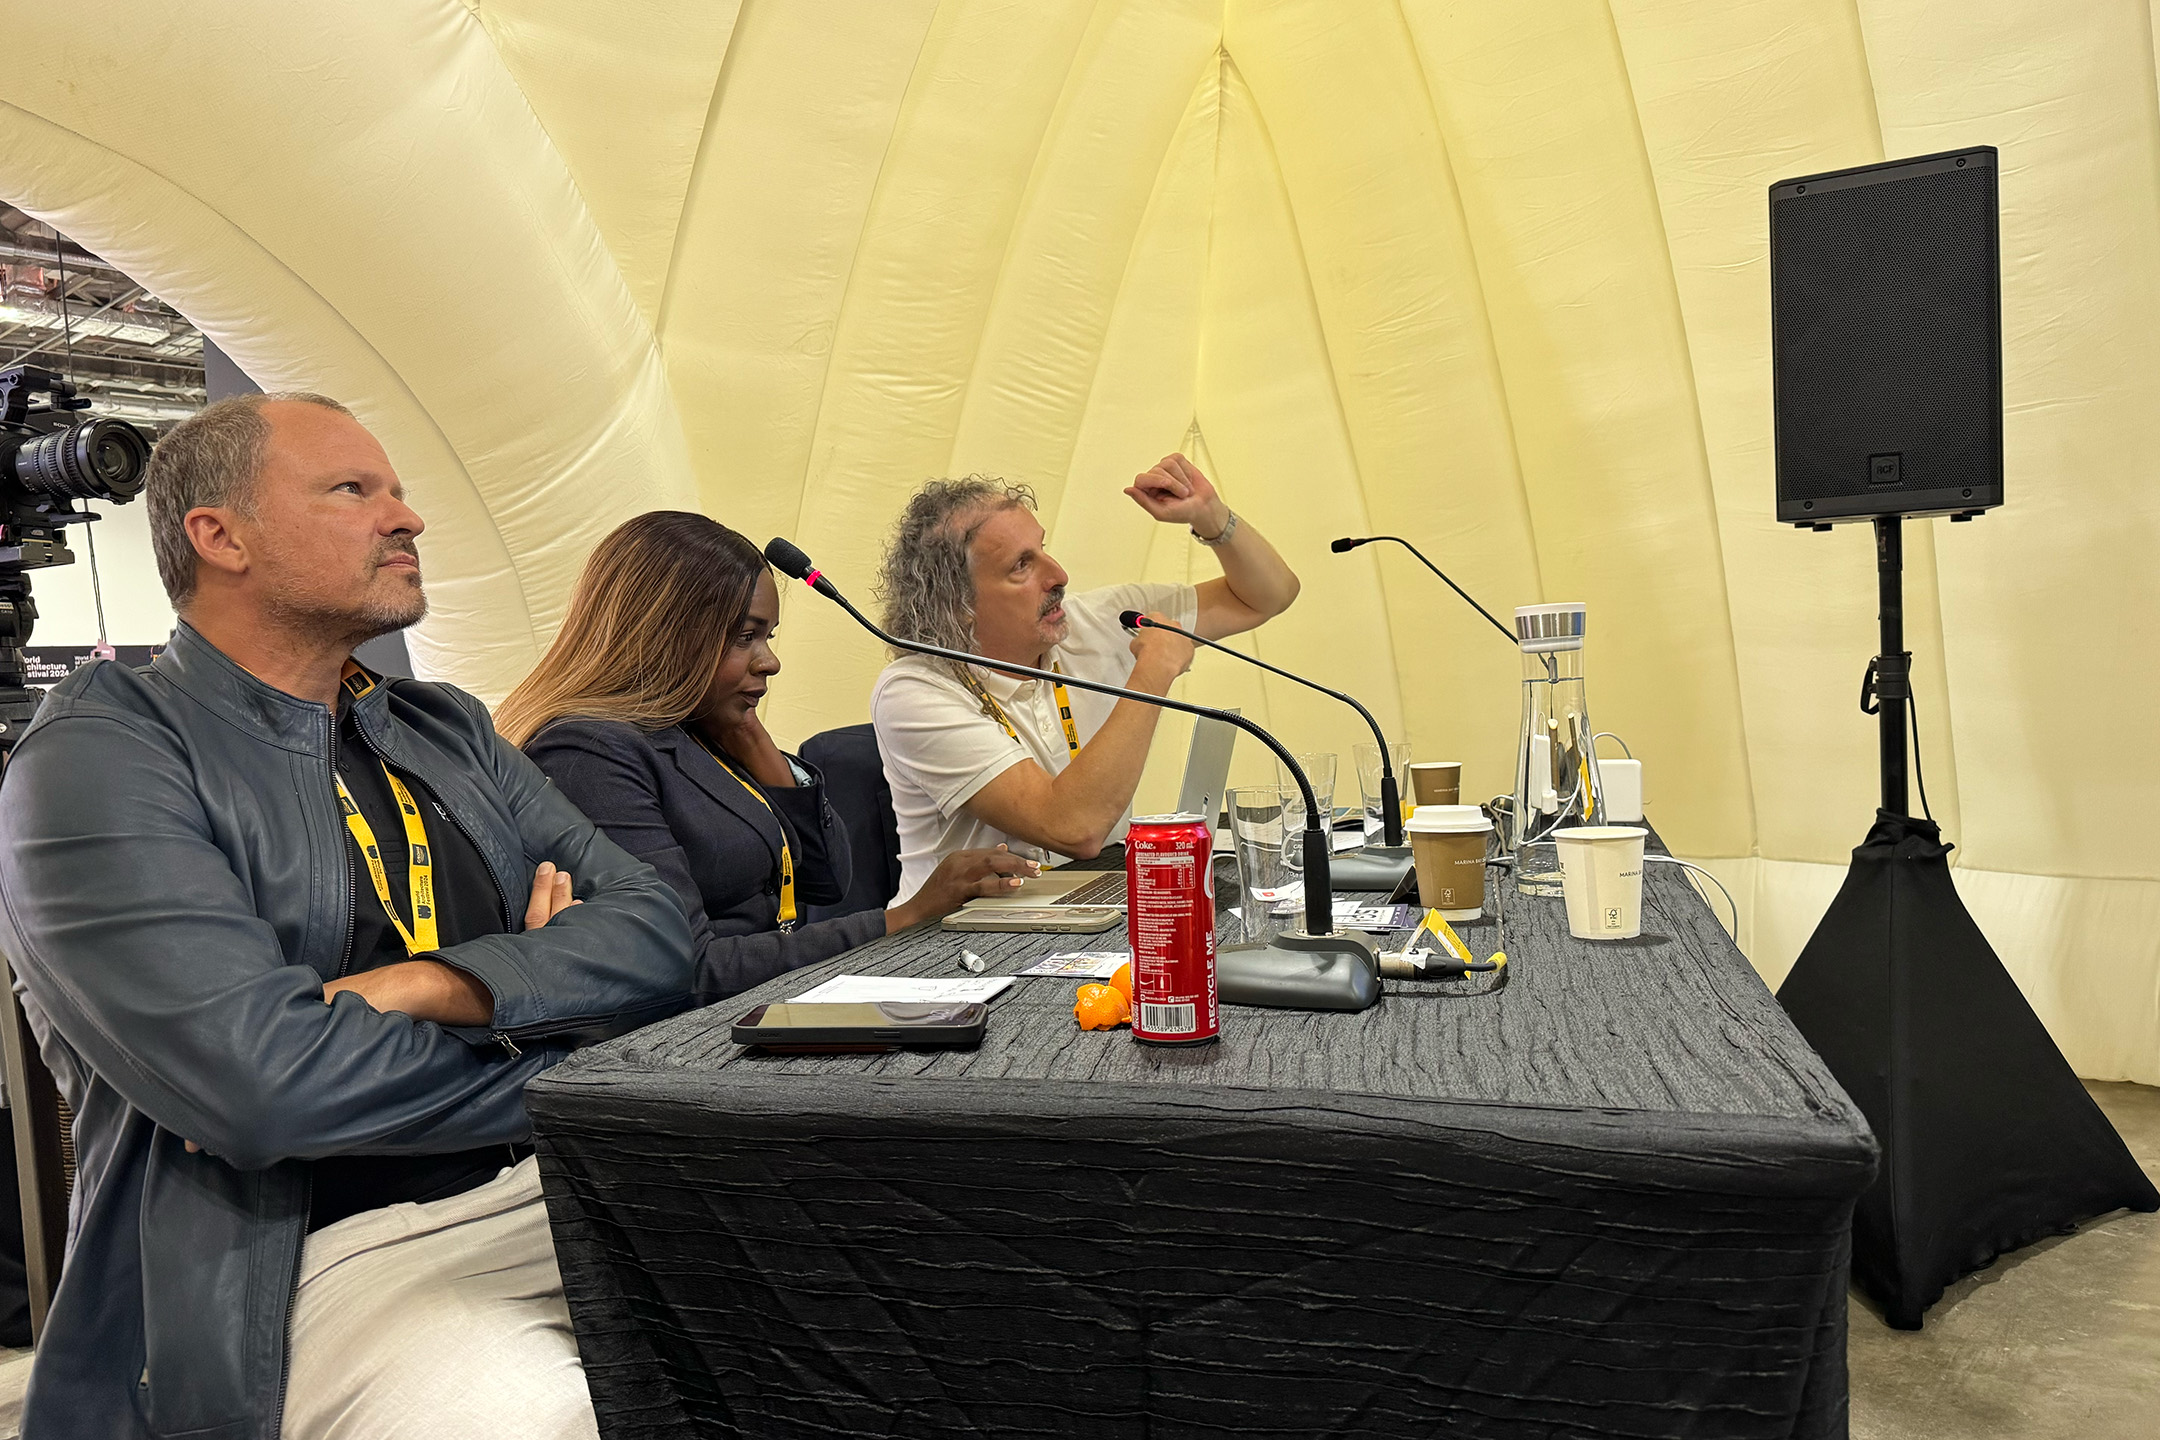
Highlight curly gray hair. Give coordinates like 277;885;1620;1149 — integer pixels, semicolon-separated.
874;477;1037;666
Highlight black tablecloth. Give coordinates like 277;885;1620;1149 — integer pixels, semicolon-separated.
529;845;1876;1439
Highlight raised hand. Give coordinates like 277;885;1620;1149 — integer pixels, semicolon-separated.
1124;453;1230;536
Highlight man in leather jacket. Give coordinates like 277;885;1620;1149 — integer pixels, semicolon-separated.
0;393;696;1439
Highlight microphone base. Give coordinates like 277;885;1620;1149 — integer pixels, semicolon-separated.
1218;929;1382;1012
1330;845;1413;893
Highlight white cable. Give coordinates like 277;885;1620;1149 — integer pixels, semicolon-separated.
1591;731;1634;759
1646;855;1738;942
85;522;109;648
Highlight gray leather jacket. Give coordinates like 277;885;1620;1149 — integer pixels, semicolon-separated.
0;623;695;1439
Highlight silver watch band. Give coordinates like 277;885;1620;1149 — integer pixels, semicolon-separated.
1193;508;1239;547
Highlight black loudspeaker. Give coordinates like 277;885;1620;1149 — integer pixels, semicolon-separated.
1771;147;2002;527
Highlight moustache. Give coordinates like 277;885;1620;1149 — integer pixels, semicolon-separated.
1039;586;1066;619
374;541;420;567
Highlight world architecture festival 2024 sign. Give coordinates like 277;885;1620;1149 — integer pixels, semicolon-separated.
24;646;164;686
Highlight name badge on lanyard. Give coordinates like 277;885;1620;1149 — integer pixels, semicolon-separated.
988;664;1082;757
333;662;443;955
691;732;797;929
335;766;439;954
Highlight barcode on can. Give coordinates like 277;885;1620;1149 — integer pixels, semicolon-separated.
1140;1002;1196;1035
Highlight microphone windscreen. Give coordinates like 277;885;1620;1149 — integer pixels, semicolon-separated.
1118;610;1145;630
763;537;816;580
1330;537;1362;553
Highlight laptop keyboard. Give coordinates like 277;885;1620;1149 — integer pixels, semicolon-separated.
1058;871;1129;906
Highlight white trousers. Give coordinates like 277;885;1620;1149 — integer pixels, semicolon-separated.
281;1155;598;1440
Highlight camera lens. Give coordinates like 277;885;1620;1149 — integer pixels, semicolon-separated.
2;417;151;501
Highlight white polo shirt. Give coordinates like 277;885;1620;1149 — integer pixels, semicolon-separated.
872;581;1199;904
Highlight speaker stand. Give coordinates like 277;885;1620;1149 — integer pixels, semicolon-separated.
1777;515;2157;1328
1869;517;1910;812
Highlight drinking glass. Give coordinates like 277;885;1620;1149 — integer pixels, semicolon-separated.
1352;740;1413;841
1273;751;1336;835
1227;785;1300;943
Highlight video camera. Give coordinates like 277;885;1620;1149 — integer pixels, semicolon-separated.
0;364;153;760
0;364;150;559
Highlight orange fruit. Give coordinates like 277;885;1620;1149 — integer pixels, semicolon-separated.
1109;962;1134;1004
1073;982;1131;1030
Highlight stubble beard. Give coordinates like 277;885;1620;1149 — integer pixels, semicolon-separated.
262;547;429;652
355;581;428;643
1037;585;1069;647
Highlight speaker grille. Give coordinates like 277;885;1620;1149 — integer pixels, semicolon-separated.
1772;154;2001;520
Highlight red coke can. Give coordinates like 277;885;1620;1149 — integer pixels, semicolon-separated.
1126;813;1219;1045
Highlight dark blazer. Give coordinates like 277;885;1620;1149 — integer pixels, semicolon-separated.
526;718;886;1002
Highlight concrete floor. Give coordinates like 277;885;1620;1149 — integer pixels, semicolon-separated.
1849;1080;2160;1440
0;1345;26;1439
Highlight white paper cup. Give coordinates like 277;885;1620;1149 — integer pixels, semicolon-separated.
1601;759;1643;823
1553;826;1648;940
1406;808;1491;920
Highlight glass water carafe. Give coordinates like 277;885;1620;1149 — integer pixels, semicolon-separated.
1511;603;1604;895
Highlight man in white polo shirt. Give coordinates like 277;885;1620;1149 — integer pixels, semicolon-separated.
870;454;1300;902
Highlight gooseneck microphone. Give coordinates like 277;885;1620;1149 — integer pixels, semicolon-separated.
1119;611;1405;849
1332;535;1516;645
763;537;1380;1012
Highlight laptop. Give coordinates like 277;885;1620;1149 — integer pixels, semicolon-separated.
961;710;1238;911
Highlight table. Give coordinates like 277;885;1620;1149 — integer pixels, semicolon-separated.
528;841;1876;1439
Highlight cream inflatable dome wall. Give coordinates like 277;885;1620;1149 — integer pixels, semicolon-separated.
4;1;2158;1083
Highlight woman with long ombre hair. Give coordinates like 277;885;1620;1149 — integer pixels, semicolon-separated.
498;511;1033;1002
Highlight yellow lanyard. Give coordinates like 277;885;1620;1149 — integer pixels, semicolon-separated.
986;664;1081;756
333;662;440;955
691;731;796;926
334;765;438;955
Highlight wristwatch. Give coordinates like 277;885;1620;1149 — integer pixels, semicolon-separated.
1192;508;1239;547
